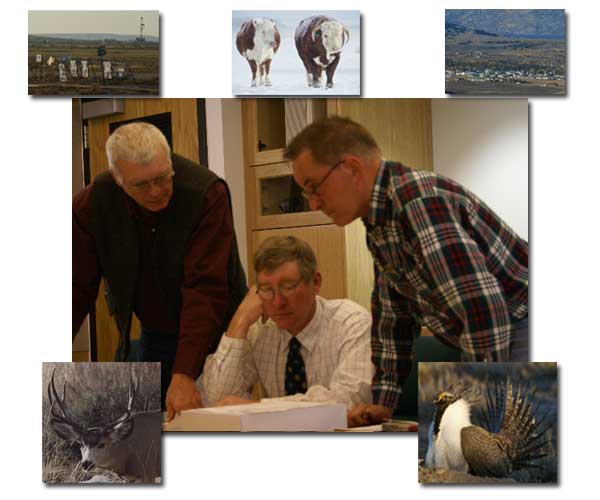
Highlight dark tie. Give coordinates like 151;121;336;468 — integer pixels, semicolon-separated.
285;337;307;395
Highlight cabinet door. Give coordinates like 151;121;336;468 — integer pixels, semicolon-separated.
242;99;329;166
251;225;347;300
335;98;433;171
249;162;332;230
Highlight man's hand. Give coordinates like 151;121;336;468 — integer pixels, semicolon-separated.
226;286;267;339
166;373;203;422
210;395;257;407
347;404;393;428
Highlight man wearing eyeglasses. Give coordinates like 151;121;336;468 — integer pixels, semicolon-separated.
72;122;247;420
285;116;528;426
198;236;373;412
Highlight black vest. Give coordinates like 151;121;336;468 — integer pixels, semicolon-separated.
89;154;248;361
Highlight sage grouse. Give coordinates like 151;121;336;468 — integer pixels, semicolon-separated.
425;380;551;478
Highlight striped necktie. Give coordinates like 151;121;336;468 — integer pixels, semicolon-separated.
285;337;307;395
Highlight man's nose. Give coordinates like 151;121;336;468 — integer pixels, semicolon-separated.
272;291;287;308
148;182;162;196
308;196;321;211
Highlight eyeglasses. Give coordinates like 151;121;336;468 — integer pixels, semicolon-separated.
256;279;303;301
127;170;175;191
300;160;344;200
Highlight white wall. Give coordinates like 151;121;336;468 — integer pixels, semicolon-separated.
432;99;528;240
205;99;248;276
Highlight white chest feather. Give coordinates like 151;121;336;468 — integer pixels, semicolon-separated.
425;399;472;472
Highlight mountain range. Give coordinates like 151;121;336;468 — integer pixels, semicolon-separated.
445;9;565;38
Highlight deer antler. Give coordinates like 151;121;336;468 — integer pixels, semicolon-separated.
47;368;84;435
104;367;139;432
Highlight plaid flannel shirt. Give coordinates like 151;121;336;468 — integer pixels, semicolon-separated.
363;161;528;410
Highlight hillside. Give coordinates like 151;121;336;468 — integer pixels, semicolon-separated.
445;9;565;38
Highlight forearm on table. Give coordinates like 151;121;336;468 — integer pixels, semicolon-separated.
199;336;254;404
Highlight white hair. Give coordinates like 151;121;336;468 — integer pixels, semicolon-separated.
105;122;171;174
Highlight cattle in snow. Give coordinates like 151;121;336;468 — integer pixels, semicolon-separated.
236;18;281;87
294;16;350;89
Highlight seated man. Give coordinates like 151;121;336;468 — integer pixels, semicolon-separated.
198;236;373;410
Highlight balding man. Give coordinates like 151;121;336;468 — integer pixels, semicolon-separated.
285;117;528;426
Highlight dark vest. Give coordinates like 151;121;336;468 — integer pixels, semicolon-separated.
89;154;248;361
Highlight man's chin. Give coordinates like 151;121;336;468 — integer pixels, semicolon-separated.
272;315;294;330
331;214;353;227
144;200;168;212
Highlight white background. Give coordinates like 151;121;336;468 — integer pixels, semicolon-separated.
5;0;599;498
432;98;529;239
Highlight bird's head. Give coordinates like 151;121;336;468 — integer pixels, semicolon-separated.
433;391;459;406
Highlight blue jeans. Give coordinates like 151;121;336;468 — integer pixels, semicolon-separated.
138;327;179;409
509;317;529;361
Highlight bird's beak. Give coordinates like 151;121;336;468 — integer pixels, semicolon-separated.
432;391;451;405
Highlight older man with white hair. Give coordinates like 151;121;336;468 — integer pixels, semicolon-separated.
72;122;247;420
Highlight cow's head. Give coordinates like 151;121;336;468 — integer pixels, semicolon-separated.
312;21;349;54
252;18;278;48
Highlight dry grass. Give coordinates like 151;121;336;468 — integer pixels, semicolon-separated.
28;42;159;95
418;362;558;483
42;362;160;484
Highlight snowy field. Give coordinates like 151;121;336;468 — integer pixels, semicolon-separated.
232;11;360;96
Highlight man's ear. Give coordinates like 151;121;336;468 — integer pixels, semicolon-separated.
342;155;363;178
110;168;124;187
312;272;322;294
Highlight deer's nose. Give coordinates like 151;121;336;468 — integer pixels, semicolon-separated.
81;460;93;470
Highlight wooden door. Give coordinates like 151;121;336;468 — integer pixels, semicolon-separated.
84;98;200;361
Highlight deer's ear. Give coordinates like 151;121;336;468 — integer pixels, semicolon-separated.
106;417;134;442
50;419;81;441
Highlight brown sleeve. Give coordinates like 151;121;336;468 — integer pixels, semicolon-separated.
72;185;101;337
172;181;234;378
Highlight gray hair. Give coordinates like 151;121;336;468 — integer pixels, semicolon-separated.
284;116;381;165
105;122;171;174
254;236;317;283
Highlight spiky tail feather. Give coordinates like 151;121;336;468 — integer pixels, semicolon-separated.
484;378;552;472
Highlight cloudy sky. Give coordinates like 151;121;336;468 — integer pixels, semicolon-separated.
28;11;159;37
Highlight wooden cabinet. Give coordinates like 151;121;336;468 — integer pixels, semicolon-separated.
242;98;433;311
249;162;332;230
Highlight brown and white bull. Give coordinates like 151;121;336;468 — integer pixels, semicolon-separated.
236;18;281;87
294;16;350;89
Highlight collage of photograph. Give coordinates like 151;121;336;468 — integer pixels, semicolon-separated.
7;1;598;498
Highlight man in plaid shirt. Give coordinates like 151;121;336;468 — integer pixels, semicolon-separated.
285;117;528;425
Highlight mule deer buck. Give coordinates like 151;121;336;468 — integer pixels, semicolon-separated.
47;369;161;483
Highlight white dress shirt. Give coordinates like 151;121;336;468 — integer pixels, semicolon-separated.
198;296;374;409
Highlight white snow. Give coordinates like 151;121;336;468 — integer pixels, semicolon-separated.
232;10;360;96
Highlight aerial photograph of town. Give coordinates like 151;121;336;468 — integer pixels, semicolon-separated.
28;11;159;96
445;9;566;95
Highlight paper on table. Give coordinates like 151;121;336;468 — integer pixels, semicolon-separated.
163;400;347;432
